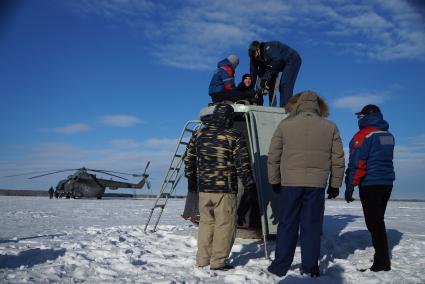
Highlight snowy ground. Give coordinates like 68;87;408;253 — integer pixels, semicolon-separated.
0;196;424;283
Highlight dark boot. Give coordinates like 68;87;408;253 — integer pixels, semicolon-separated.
370;263;391;272
267;265;287;277
211;264;234;271
300;267;320;277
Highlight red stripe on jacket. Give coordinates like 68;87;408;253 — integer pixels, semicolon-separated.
221;65;234;92
353;159;366;185
351;127;379;185
221;65;234;77
224;84;233;91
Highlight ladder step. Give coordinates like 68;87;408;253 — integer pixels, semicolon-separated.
144;120;202;234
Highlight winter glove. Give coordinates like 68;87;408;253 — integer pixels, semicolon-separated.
327;186;339;199
260;79;270;91
188;178;197;192
271;184;281;194
345;186;355;203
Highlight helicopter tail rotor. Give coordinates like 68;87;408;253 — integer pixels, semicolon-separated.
132;161;150;178
143;161;150;176
132;161;151;189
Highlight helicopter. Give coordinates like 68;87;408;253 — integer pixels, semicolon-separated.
6;162;151;199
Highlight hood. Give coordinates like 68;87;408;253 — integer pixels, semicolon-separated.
217;58;234;71
289;91;329;117
200;114;213;125
204;104;234;128
242;73;252;81
358;113;389;130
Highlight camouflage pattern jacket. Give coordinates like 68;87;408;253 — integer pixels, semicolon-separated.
184;105;254;193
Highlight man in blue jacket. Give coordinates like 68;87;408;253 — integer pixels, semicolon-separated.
345;104;395;272
249;40;301;107
209;55;255;104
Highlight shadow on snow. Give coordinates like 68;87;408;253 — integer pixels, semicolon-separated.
0;248;66;269
0;233;67;244
230;213;402;282
229;240;264;266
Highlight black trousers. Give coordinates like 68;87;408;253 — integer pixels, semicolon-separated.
359;185;392;267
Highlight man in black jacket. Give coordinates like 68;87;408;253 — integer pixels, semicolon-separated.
249;40;301;107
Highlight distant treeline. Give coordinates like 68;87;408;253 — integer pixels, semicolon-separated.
0;189;47;196
0;189;186;199
328;197;425;202
0;189;419;201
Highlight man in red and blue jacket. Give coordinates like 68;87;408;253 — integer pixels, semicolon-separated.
345;104;395;272
209;55;255;104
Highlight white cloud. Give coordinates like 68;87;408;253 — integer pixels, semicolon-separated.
111;138;178;151
110;139;143;149
42;123;91;134
394;144;425;179
143;138;179;150
71;0;155;18
413;134;425;147
332;93;387;111
100;115;143;127
69;0;425;70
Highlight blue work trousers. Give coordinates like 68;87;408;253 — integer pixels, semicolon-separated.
278;53;301;107
269;186;325;274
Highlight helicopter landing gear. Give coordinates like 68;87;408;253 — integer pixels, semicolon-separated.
73;191;83;199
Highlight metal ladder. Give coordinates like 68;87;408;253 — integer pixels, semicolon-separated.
144;120;202;232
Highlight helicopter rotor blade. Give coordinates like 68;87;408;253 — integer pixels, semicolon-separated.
86;169;137;177
87;161;151;178
3;170;68;178
28;169;80;179
88;170;128;180
141;161;150;176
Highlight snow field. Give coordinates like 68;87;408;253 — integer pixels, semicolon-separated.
0;197;424;283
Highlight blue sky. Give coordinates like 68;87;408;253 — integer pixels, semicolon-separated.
0;0;424;199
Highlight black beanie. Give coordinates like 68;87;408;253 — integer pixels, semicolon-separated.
248;40;261;58
242;73;252;81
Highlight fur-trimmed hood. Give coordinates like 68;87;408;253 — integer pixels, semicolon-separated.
267;90;345;189
285;91;329;117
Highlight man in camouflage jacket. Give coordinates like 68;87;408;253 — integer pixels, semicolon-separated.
184;103;254;270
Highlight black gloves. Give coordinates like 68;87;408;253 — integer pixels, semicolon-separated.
188;179;197;192
345;186;355;203
260;79;270;91
327;186;339;199
271;184;281;194
260;79;266;89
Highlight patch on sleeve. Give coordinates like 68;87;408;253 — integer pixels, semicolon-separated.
379;136;394;145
